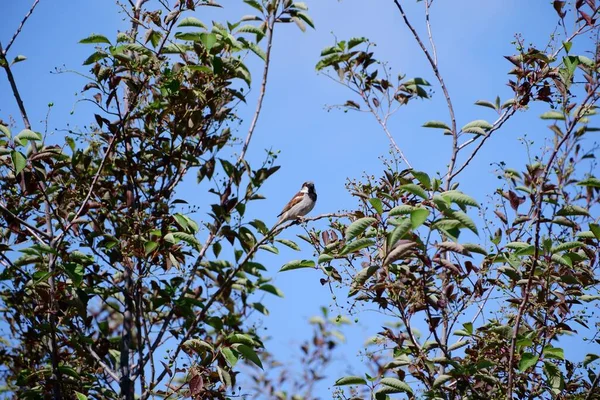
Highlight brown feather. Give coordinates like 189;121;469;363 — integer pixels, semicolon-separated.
277;191;304;217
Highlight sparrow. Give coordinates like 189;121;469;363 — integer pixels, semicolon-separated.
274;181;317;227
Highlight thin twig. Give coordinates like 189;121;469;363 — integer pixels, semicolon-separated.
506;83;600;398
3;0;42;56
392;0;456;185
236;6;275;165
144;212;350;395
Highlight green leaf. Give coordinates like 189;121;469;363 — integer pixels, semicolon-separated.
259;245;279;254
379;377;413;394
11;151;26;174
16;129;42;141
518;352;539;372
246;41;266;61
79;33;111;44
221;347;238;367
348;37;367;49
178;17;207;28
400;183;428;199
388;218;412;248
551;241;583;253
345;217;377;241
0;124;11;138
422;120;451;130
410;208;429;229
589;223;600;240
543;346;565;360
280;259;315;272
461;119;492;131
11;55;27;65
74;392;88;400
144;241;158;255
259;284;284;297
276;239;300;251
201;33;218;50
412;170;431;189
441;190;479;208
318;253;334;264
389;205;416;216
83;50;108;65
540;111;565;120
236;344;263;369
462;243;487;255
334;376;367;386
452;210;478;235
474;100;497;110
433;374;453;388
556;205;590;217
577;177;600;187
341;238;375;255
369;198;383;214
584;353;599;367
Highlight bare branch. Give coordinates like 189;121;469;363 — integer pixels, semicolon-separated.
2;0;42;56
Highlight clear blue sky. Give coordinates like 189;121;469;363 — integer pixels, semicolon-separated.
2;0;585;396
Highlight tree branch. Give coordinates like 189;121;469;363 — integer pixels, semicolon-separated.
2;0;42;56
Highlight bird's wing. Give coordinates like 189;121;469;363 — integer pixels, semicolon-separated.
277;192;304;217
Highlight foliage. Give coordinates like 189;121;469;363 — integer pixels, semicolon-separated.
0;0;317;399
298;0;600;399
2;0;600;399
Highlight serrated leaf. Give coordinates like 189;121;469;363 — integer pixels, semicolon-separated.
345;217;377;241
551;253;572;267
379;377;413;394
423;120;451;130
276;239;300;251
236;344;263;369
280;259;315;272
11;151;26;174
0;124;11;138
400;184;428;199
589;223;600;240
334;376;367;386
318;253;334;263
16;129;42;141
369;198;383;214
144;241;158;255
342;238;375;255
518;352;539;371
540;111;565;120
474;100;497;110
556;205;590;217
441;190;479;208
584;353;599;367
389;205;416;216
578;177;600;187
412;170;431;189
385;241;417;265
12;55;27;65
452;210;478;235
433;374;453;388
410;208;429;229
437;241;469;255
80;33;111;44
551;241;583;253
259;284;284;297
543;346;564;360
221;347;238;367
461;119;492;131
463;243;487;255
178;17;207;28
247;41;266;61
259;244;278;254
388;218;412;248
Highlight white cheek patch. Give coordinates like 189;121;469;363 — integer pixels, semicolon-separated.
300;186;308;194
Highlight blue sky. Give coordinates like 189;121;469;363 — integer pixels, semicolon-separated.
2;0;590;396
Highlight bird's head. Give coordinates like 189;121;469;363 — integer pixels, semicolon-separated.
301;181;315;194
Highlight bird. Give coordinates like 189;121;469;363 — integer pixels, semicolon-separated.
273;181;317;228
